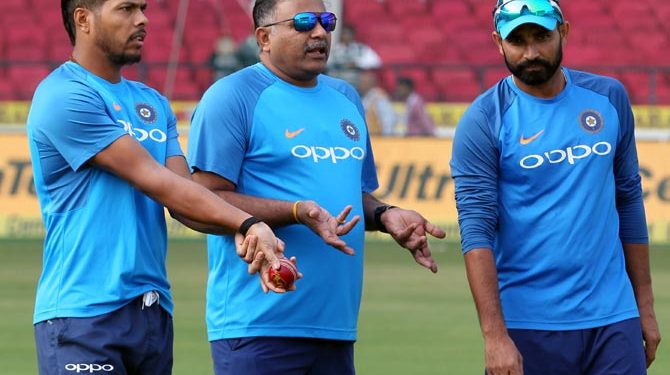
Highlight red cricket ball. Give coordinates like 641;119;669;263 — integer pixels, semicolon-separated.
267;258;298;289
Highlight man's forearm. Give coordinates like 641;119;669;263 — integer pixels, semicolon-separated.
213;190;296;227
623;243;655;310
464;248;509;339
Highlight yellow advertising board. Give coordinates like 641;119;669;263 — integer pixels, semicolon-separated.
2;101;670;128
370;138;670;244
1;134;668;243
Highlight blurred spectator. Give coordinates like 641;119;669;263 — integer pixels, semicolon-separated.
395;77;436;137
209;35;242;80
358;70;398;136
328;24;382;85
235;34;260;68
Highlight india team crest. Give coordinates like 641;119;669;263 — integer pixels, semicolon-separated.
135;103;157;124
340;119;360;141
579;110;604;133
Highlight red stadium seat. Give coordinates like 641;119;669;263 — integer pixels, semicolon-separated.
142;31;178;63
171;81;203;100
146;66;199;99
187;44;216;64
0;0;29;13
460;44;500;65
482;67;510;88
626;33;669;67
5;27;47;61
619;71;654;104
146;8;174;29
406;27;445;50
432;0;471;18
1;15;38;41
122;65;143;83
432;69;482;102
7;65;52;99
344;0;387;21
357;22;405;45
0;0;666;103
374;44;417;64
562;0;605;18
377;68;399;94
6;25;45;45
47;29;73;63
610;1;653;20
6;45;47;61
414;80;441;102
222;15;254;42
386;0;429;17
183;27;221;53
194;68;216;91
564;44;605;66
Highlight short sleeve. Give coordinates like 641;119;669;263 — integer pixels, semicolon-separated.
187;78;251;184
30;80;127;172
161;97;183;158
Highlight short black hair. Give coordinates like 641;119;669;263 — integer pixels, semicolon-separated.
396;77;414;90
252;0;280;29
61;0;106;45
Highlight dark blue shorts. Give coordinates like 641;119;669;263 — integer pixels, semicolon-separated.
34;292;173;375
501;318;646;375
211;337;355;375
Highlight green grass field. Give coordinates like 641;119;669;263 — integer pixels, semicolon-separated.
1;239;668;374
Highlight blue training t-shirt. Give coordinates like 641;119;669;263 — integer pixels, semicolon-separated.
27;62;182;324
187;63;379;342
450;68;647;330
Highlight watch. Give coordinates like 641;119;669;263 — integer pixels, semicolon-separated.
373;205;397;233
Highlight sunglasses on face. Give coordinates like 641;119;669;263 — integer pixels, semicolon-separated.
493;0;563;28
262;12;337;32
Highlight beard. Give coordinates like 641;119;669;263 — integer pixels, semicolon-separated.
504;44;562;86
94;25;142;66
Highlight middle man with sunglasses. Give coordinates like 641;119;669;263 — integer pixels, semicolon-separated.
187;0;447;374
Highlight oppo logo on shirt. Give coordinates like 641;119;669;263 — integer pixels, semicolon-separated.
64;363;114;373
118;120;167;143
519;141;612;169
291;145;366;164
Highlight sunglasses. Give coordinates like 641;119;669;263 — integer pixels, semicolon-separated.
493;0;563;29
262;12;337;32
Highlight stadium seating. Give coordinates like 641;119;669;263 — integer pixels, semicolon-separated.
0;0;668;103
7;65;52;99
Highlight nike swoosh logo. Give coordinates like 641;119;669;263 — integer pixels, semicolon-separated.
520;130;544;145
285;128;305;139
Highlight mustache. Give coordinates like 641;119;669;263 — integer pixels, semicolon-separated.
517;58;551;70
305;40;328;52
129;29;147;41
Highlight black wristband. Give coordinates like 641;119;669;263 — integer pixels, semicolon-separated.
373;205;396;233
238;216;262;236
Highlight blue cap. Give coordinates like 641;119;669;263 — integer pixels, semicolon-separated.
494;0;563;39
497;15;558;39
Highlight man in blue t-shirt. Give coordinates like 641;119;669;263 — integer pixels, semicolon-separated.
27;1;286;374
187;0;446;374
450;1;661;374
